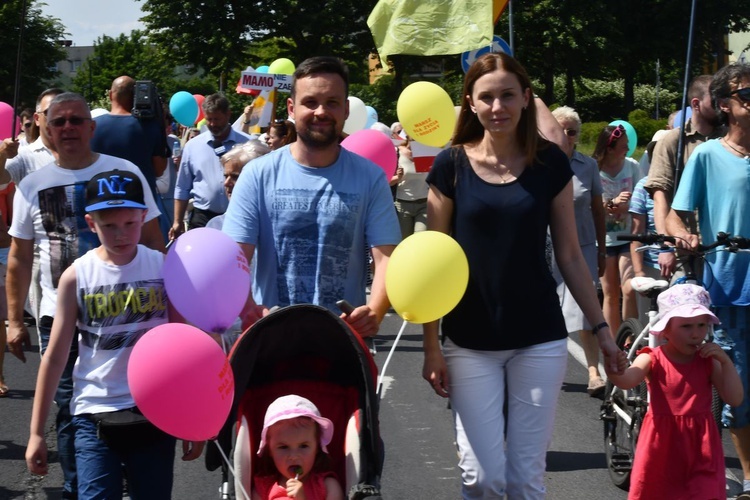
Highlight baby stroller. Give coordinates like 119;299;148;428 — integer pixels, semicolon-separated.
207;304;383;500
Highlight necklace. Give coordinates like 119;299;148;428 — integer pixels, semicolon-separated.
723;137;750;160
491;163;515;183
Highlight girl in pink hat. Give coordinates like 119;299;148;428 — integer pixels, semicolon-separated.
253;395;343;500
606;284;743;499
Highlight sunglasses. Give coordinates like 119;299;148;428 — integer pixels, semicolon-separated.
48;116;90;128
563;128;578;137
606;125;625;148
730;87;750;103
23;122;32;129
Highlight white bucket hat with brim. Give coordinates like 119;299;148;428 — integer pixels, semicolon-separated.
257;394;334;454
650;284;720;335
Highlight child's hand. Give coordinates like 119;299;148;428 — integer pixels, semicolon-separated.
603;349;628;376
698;342;731;365
285;477;306;499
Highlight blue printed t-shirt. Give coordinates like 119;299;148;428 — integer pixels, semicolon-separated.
672;139;750;306
628;177;658;269
427;145;572;351
221;146;401;313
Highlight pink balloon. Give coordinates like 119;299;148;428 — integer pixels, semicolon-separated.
193;94;205;124
164;228;250;333
0;102;20;141
341;129;398;179
128;323;234;441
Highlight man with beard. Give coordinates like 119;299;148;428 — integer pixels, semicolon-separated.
222;56;400;337
666;62;750;500
643;75;722;277
171;93;252;236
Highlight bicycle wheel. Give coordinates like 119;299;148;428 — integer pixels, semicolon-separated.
601;318;647;490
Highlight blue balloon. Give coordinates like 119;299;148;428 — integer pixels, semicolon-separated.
365;106;378;129
170;91;199;127
608;120;638;158
256;65;270;73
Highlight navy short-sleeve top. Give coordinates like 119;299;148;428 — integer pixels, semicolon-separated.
427;144;573;350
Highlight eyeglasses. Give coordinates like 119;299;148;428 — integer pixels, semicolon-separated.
607;125;625;148
730;87;750;103
23;122;32;129
48;116;90;128
563;128;578;137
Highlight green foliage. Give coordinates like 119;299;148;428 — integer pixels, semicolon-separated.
0;1;66;108
580;122;609;147
138;0;377;87
628;110;668;146
350;75;403;127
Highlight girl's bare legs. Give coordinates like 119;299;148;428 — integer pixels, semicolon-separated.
619;253;638;321
600;254;622;333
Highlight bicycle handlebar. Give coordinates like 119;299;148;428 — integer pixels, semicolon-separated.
617;232;750;252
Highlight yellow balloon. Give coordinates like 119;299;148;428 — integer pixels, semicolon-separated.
268;58;296;75
397;81;456;148
385;231;469;324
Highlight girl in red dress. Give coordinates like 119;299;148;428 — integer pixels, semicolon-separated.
606;284;744;499
252;395;343;500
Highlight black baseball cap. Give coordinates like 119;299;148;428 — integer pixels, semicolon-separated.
85;169;147;212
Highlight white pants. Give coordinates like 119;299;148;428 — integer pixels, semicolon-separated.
444;338;568;499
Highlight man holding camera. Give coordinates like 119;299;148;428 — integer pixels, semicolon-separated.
90;76;169;239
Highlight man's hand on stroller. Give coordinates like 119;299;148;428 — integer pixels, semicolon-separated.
341;304;379;338
181;440;205;461
240;300;270;331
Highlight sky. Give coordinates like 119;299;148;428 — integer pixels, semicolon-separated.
40;0;146;46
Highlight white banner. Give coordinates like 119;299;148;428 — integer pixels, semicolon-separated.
239;71;292;93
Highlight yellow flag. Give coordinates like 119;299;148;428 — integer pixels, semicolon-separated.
368;0;494;61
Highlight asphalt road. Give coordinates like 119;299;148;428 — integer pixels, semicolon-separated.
0;314;745;499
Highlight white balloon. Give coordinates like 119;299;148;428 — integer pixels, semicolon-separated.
343;96;368;135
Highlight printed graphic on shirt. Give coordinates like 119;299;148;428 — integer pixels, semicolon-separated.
273;188;359;307
79;279;168;350
39;183;100;287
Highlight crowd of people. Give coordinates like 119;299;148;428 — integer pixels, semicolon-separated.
0;53;749;499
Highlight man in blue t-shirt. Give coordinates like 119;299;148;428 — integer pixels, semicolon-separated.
667;62;750;498
222;56;400;338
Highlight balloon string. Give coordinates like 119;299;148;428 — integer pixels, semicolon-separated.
212;439;252;500
377;319;407;396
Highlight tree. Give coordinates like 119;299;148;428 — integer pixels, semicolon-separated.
137;0;378;87
71;31;181;105
0;0;66;108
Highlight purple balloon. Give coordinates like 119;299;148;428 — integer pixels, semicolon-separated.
164;228;251;333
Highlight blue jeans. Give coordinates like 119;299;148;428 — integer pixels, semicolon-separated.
72;416;176;499
39;315;78;497
713;305;750;428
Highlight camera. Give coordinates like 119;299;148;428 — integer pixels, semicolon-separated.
132;80;161;120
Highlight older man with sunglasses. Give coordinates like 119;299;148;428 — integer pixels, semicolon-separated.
667;62;750;500
6;92;163;499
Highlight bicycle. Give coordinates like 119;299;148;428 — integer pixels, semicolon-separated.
600;231;750;490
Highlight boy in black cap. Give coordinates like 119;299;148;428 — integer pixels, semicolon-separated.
25;170;203;498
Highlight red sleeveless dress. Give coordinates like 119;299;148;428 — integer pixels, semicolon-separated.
629;347;725;500
254;472;336;500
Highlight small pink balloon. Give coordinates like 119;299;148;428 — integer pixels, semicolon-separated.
128;323;235;441
341;129;398;179
0;102;20;141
